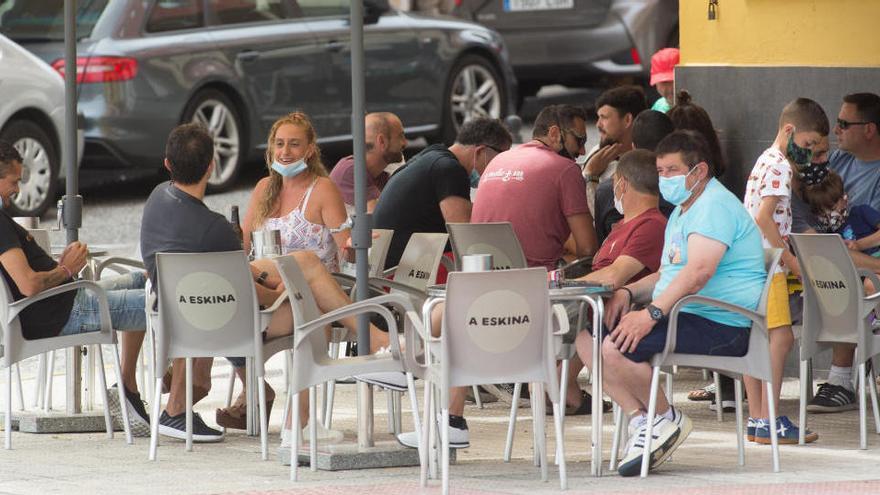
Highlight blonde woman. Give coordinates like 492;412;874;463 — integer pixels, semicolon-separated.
242;111;350;271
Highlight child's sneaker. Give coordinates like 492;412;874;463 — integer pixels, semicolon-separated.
754;415;817;445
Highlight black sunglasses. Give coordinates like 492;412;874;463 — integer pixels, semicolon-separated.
563;128;587;148
837;118;873;130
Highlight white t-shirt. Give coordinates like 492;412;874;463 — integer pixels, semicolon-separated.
578;144;617;218
743;147;793;273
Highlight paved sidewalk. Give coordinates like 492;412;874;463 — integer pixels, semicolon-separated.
2;359;880;494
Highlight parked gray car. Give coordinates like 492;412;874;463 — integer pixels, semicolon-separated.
0;0;516;191
452;0;677;101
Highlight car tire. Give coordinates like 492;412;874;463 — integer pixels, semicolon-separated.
0;119;58;217
181;89;245;192
439;54;507;145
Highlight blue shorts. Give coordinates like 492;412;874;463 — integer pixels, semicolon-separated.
606;311;751;363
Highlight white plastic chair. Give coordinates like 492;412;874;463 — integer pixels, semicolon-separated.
147;251;268;460
1;273;133;449
446;222;527;271
273;254;419;481
635;248;783;477
413;268;567;494
791;233;880;449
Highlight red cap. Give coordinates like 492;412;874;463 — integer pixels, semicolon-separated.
650;48;679;86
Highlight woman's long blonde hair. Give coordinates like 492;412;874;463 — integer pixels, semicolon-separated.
253;111;328;227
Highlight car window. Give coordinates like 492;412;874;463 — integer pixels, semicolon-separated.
295;0;349;18
209;0;289;25
145;0;205;33
0;0;109;41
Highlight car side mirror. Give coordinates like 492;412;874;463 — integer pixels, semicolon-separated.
363;0;389;24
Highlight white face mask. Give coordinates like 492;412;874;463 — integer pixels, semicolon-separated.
613;178;624;215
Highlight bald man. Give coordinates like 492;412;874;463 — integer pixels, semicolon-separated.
330;112;407;213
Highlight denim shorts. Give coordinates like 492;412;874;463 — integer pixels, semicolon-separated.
610;311;751;363
60;271;147;336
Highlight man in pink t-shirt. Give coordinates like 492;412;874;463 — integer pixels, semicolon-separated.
472;104;598;269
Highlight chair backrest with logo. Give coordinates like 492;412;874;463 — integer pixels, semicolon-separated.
153;251;262;368
441;268;558;401
447;222;527;271
273;254;325;360
392;232;449;293
791;233;875;359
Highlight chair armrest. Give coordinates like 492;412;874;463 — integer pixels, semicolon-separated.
858;268;880;303
359;277;427;302
382;266;396;278
262;292;288;313
658;294;764;364
7;280;112;330
96;257;145;279
551;303;570;336
331;272;356;288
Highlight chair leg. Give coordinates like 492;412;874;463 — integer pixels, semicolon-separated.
185;358;193;452
405;372;423;460
309;386;317;472
385;390;395;434
859;363;868;450
13;364;24;411
441;407;450;495
281;352;293;431
472;385;483;409
534;383;548;482
734;378;745;466
221;366;236;435
609;403;624;471
556;359;569;464
503;382;521;462
258;373;269;461
552;399;567;490
419;380;431;487
799;359;808;445
111;346;133;444
530;385;539;467
714;372;723;422
95;346;113;439
290;391;300;481
44;350;55;412
869;364;880;435
640;366;662;478
145;327;155;407
5;367;12;449
392;391;403;435
323;380;336;429
34;353;46;409
766;381;780;472
149;377;163;461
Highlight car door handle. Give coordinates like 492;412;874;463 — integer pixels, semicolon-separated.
236;50;260;62
324;40;346;53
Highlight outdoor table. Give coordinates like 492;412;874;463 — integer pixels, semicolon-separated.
424;280;611;477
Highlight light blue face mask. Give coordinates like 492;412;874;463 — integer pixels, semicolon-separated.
658;166;700;206
271;158;308;177
470;169;481;188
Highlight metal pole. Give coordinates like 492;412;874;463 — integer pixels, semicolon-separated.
351;0;374;448
63;0;83;416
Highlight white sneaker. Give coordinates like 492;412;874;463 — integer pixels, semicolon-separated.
280;423;345;448
653;406;692;468
617;414;680;477
397;418;470;449
353;371;408;392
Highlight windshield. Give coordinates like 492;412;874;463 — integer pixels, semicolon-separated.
0;0;109;41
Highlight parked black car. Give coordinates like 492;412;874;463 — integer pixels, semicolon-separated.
452;0;677;102
0;0;517;190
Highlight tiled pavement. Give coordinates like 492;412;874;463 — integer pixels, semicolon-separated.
2;358;880;494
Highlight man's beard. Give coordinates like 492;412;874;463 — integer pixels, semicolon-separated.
383;149;404;165
600;136;619;148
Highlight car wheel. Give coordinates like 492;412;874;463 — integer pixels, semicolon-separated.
440;55;506;144
182;90;244;192
0;119;58;217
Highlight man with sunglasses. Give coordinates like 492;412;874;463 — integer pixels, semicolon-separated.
805;92;880;413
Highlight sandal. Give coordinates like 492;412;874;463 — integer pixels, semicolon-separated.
216;383;275;430
687;382;716;402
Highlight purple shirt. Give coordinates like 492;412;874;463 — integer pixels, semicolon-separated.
329;156;389;206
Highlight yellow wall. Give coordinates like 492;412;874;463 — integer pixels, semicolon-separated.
680;0;880;67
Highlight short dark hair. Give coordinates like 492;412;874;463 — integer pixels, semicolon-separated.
616;149;659;195
532;104;589;138
0;141;22;177
802;170;845;215
164;123;214;185
455;118;513;150
843;92;880;127
779;97;830;136
632;110;674;151
668;91;726;178
655;130;716;177
595;85;647;119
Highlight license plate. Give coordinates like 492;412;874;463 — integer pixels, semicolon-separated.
503;0;574;11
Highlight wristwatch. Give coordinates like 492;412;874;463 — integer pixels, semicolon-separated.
256;271;269;285
646;303;664;321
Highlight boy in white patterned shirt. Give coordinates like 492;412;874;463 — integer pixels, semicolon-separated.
742;98;829;444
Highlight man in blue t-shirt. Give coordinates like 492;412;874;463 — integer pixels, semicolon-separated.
575;130;766;477
807;93;880;413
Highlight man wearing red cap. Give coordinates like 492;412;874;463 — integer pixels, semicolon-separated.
650;48;680;113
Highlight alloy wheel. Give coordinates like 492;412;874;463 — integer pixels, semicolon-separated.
190;98;241;187
12;137;53;214
449;64;502;133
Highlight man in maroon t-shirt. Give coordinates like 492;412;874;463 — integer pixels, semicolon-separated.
329;112;405;213
552;149;668;411
472;104;598;269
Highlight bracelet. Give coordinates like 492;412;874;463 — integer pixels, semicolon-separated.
59;264;73;279
618;286;633;303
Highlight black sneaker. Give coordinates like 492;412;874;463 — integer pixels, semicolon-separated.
807;382;857;413
158;411;224;443
107;383;151;437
